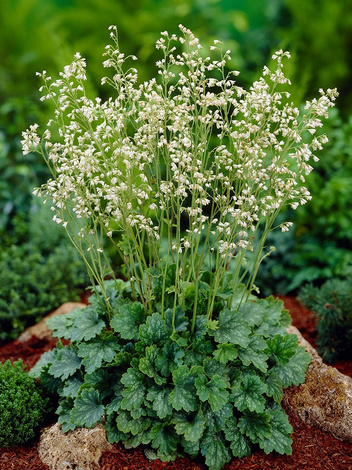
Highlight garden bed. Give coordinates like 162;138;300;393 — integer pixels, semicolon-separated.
1;296;352;470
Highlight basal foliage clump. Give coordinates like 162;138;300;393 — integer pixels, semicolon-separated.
0;359;51;447
25;26;336;468
31;278;310;468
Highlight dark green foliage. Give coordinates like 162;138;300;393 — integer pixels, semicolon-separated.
0;200;88;341
0;242;87;341
299;279;352;363
0;359;51;447
31;274;310;469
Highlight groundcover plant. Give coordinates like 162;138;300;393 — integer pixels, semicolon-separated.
23;26;337;470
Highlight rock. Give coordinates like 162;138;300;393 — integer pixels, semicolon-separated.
38;423;112;470
17;302;86;342
285;325;352;442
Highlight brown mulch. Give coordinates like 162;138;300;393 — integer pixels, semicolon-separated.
1;296;352;470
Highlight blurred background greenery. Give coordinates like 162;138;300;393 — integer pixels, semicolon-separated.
1;0;352;339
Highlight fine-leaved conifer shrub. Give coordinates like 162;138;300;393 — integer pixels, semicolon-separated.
0;359;51;447
24;26;337;469
299;279;352;363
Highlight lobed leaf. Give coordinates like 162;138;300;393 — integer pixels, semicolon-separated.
121;368;146;411
231;374;267;413
116;410;151;436
200;431;231;470
77;335;119;374
271;346;311;387
48;346;82;381
150;422;179;460
139;312;170;346
265;372;284;402
110;301;145;340
46;307;83;340
164;306;188;332
70;307;106;342
214;309;251;348
266;333;301;365
173;411;206;442
238;334;269;373
195;374;230;412
238;411;272;443
147;386;173;419
170;365;197;412
155;342;184;376
71;388;104;428
139;345;166;385
259;406;293;455
213;343;238;365
238;301;266;326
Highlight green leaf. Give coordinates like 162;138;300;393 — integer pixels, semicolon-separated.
150;423;179;459
106;396;122;415
125;430;152;448
238;301;266;326
203;357;229;378
238;411;272;443
71;307;106;342
164;306;188;332
214;309;251;348
46;307;83;339
195;374;229;412
155;342;184;376
77;335;119;374
71;388;104;428
231;374;267;413
224;418;251;458
266;333;301;365
170;365;197;412
200;431;231;470
62;376;84;398
265;372;284;403
105;413;128;444
116;410;151;436
139;345;166;385
213;343;238;365
271;346;311;387
121;368;146;411
57;398;76;432
203;403;233;433
146;386;173;419
28;348;57;379
139;313;170;346
181;437;200;458
193;315;208;340
238;334;269;373
48;346;82;380
260;406;293;455
173;411;206;442
111;301;145;340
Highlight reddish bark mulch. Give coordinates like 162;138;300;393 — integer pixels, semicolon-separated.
1;296;352;470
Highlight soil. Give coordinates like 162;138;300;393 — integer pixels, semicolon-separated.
1;296;352;470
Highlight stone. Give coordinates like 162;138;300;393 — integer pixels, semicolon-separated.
17;302;86;342
38;423;112;470
285;325;352;442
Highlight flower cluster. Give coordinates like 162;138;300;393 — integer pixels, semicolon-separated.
22;26;337;315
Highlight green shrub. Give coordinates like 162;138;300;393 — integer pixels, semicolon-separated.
0;359;51;447
298;279;352;363
0;242;88;341
31;277;310;468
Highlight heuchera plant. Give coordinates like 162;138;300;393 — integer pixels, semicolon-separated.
24;26;337;469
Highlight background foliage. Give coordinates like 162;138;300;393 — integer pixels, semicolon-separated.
1;0;351;330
